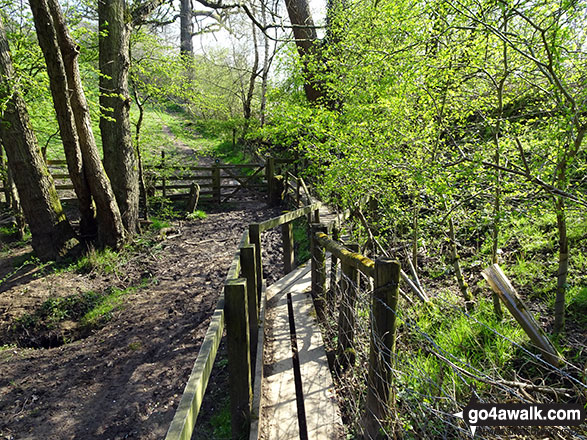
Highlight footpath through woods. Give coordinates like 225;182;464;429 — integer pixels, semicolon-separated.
0;129;289;439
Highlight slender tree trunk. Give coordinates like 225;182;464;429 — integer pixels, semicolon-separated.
180;0;193;57
259;3;270;126
284;0;322;102
0;19;76;260
553;191;568;333
29;0;97;241
243;22;259;132
47;0;126;249
7;166;25;239
448;215;473;305
0;141;10;206
99;0;139;234
1;142;26;238
132;86;148;220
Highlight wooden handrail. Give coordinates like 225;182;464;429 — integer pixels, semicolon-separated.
314;232;375;278
257;203;320;233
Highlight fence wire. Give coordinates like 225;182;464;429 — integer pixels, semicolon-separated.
314;251;587;440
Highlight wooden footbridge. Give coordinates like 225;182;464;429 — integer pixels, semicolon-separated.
159;155;406;439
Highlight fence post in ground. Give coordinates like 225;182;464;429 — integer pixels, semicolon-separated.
249;223;263;301
336;242;359;370
313;207;320;223
240;245;259;379
225;278;252;439
310;223;328;320
186;182;200;213
212;164;221;204
365;258;400;439
281;221;295;274
266;156;275;199
161;150;166;198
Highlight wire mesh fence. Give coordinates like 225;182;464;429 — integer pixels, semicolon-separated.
313;240;587;440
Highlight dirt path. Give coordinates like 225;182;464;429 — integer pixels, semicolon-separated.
0;204;284;440
0;128;283;439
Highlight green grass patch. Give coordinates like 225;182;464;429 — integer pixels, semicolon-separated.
10;279;151;348
186;210;207;220
66;247;121;275
399;294;525;401
292;217;310;265
568;286;587;327
209;398;231;439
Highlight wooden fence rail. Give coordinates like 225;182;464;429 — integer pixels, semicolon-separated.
1;156;290;205
311;227;401;439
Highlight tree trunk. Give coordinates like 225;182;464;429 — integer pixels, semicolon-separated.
243;22;259;132
259;3;271;126
47;0;126;249
29;0;97;241
553;197;568;334
0;19;76;260
7;167;25;239
132;87;149;220
99;0;139;234
284;0;322;102
180;0;193;57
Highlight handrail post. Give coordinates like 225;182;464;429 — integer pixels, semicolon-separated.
240;245;258;379
296;178;301;208
364;258;400;439
313;207;320;223
225;278;252;439
281;221;295;274
329;225;340;306
249;223;263;301
336;242;359;370
310;223;328;320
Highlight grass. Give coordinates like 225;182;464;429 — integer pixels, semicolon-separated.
66;247;121;275
292;216;311;265
568;286;587;327
209;398;231;439
399;293;526;400
186;210;207;220
11;278;153;347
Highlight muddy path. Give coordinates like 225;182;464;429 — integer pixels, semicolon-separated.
0;204;285;440
0;130;283;439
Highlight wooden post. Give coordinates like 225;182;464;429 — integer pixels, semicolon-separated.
313;208;320;223
225;278;252;439
296;178;301;208
249;223;263;301
482;264;561;367
240;245;258;380
310;223;328;320
161;150;166;198
212;164;221;204
329;225;340;305
186;182;200;213
365;259;400;439
336;242;359;370
269;175;284;206
281;221;295;274
266;156;275;199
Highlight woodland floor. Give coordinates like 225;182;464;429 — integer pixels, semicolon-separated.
0;201;285;440
0;128;286;439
